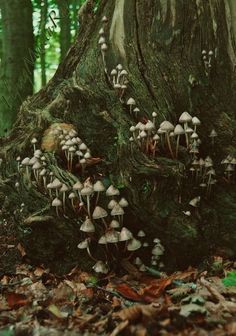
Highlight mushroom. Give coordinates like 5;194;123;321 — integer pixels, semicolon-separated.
106;185;120;197
209;129;217;146
110;220;120;229
32;161;42;182
21;157;31;179
31;138;37;152
105;230;120;243
127;98;136;114
160;121;175;159
93;180;105;205
189;196;200;208
133;107;140;118
119;227;133;241
152;112;157;125
69;192;77;211
192;116;201;132
127;238;141;251
81;185;93;217
80;217;95;233
111;69;117;86
60;183;69;211
93;261;109;274
137;230;146;238
119;198;129;208
101;16;108;23
52;198;62;217
111;204;125;224
73;181;83;203
179;112;192;147
92;206;108;227
174;124;185;158
108;199;118;209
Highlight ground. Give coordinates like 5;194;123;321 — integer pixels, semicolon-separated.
1;219;236;336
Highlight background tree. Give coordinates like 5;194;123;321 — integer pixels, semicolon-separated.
0;0;34;136
56;0;72;61
1;0;236;273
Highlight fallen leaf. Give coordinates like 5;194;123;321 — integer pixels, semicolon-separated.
180;303;206;317
6;292;28;309
115;284;142;301
47;304;68;319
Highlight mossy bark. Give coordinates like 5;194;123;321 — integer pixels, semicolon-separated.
1;0;236;274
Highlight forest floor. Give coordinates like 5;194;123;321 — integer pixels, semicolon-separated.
1;217;236;335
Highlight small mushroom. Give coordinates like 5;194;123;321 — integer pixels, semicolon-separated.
81;185;93;217
93;180;105;205
80;217;95;233
93;261;109;274
52;198;62;217
92;206;108;227
127;98;136;114
174;124;185;158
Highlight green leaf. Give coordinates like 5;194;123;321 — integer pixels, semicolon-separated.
222;271;236;287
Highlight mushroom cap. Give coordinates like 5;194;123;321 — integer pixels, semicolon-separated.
52;198;62;207
209;129;217;137
137;230;146;237
111;204;125;216
73;181;83;191
106;185;120;197
191;132;198;139
77;239;89;249
116;64;123;70
127;97;136;105
110;220;120;228
108;199;118;209
93;180;105;192
120;69;128;76
133;107;140;113
189;196;201;207
60;183;69;192
134;257;142;266
29;157;38;165
145;120;155;131
81;186;93;196
101;15;108;22
31;138;37;144
160;121;174;132
119;198;129;208
32;161;42;170
174;124;185;135
130;126;136;132
51;178;62;189
127;238;141;251
140;130;147;138
101;43;108;51
152;111;157;117
105;230;120;243
93;261;109;274
92;206;108;219
192;116;201;126
179;111;192;123
111;69;117;76
39;168;47;176
34;149;42;158
153;134;160;141
80;217;95;233
185;127;194;134
98;36;105;45
152;244;164;256
79;143;88;151
98;235;107;244
119;227;133;241
69;192;76;199
84;151;91;159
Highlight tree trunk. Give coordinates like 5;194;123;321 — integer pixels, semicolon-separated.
39;0;48;87
0;0;34;136
1;0;236;274
56;0;71;61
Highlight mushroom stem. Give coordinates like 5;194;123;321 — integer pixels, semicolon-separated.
176;135;180;159
95;192;100;206
86;246;98;262
86;196;91;217
166;133;174;159
184;122;189;147
56;206;60;217
101;218;108;229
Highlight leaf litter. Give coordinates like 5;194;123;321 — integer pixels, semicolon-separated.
1;258;236;335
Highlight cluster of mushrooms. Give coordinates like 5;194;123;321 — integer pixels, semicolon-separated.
98;16;109;71
16;133;164;274
221;155;236;183
202;49;214;75
77;183;164;274
129;111;206;159
53;126;92;172
110;64;128;101
189;156;216;195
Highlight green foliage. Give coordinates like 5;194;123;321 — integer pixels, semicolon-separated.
222;271;236;287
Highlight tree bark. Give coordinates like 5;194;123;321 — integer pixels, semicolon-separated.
39;0;48;87
0;0;34;136
1;0;236;274
56;0;72;61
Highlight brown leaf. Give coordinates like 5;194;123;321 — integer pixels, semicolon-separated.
115;283;142;301
6;292;28;309
16;243;26;257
